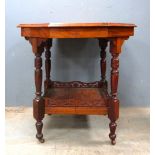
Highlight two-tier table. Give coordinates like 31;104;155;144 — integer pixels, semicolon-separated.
17;22;136;145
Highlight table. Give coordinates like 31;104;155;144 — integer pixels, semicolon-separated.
18;22;136;145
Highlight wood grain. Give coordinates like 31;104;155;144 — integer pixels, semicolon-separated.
18;22;136;144
17;22;136;28
20;27;134;38
45;88;108;107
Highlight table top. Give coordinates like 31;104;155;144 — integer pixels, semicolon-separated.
17;22;136;28
18;22;136;39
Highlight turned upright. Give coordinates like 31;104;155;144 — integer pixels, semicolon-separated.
18;22;136;145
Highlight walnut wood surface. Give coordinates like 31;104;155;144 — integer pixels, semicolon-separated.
44;88;108;115
45;88;108;107
18;22;136;38
18;22;136;144
45;107;108;115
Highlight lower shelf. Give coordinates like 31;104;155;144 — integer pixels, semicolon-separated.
44;88;109;115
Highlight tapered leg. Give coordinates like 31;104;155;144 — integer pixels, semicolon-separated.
35;114;44;143
108;38;125;145
44;39;52;92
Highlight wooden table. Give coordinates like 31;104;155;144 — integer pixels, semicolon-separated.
18;22;136;145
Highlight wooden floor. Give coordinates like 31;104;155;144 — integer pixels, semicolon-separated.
45;88;109;115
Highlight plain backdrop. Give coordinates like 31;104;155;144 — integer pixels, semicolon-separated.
5;0;149;106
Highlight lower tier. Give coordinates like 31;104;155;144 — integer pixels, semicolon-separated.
44;88;109;115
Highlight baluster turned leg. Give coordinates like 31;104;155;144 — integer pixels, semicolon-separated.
108;38;125;145
33;45;45;143
98;39;108;85
109;52;119;145
44;39;52;92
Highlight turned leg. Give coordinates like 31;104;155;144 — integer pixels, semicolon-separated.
44;39;52;92
98;39;108;85
109;51;119;145
26;37;51;143
109;121;117;145
108;38;125;145
33;44;45;143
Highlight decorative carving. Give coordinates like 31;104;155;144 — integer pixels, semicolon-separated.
45;88;107;107
47;99;106;107
44;39;52;92
50;81;105;88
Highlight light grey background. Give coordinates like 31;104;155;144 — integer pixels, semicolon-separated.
6;0;150;106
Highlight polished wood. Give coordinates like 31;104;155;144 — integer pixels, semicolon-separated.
45;88;108;115
19;27;134;38
17;22;136;27
18;22;136;38
45;88;108;106
18;22;136;145
33;45;45;143
44;39;52;92
98;39;108;90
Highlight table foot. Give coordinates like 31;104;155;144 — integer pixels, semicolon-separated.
35;121;44;143
36;134;45;143
109;121;117;145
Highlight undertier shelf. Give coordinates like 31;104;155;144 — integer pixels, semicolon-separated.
44;88;109;115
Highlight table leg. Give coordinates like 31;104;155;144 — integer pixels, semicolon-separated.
44;39;52;92
26;37;46;143
109;51;119;145
98;39;108;87
33;46;45;143
108;38;126;145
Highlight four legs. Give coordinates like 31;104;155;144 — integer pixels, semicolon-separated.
28;37;125;144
